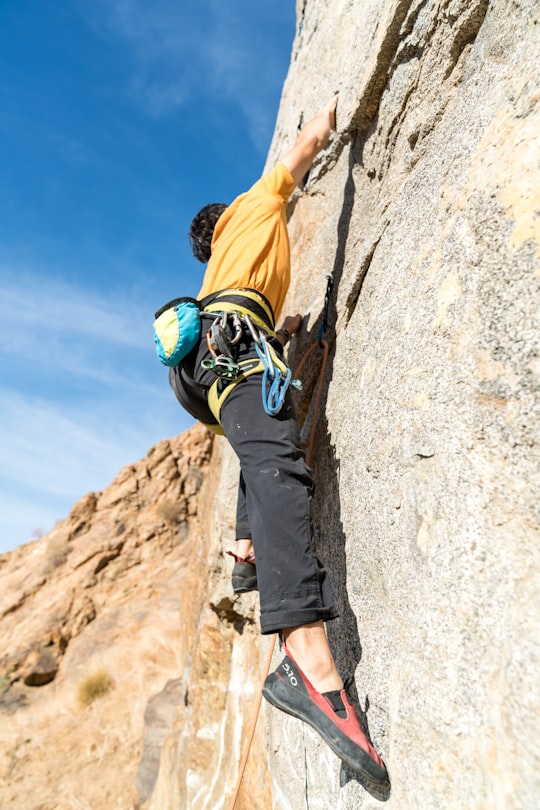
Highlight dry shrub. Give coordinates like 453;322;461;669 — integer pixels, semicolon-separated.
155;498;183;525
78;669;114;708
0;674;8;695
43;536;70;573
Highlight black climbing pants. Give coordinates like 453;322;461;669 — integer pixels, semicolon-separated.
169;319;338;634
220;374;338;633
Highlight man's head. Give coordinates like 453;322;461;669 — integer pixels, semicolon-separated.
189;203;228;263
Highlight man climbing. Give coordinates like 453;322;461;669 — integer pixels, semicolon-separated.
167;97;389;785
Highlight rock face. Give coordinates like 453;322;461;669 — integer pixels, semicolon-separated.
1;1;539;809
259;0;539;807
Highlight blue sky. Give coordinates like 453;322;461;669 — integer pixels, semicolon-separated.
0;0;296;553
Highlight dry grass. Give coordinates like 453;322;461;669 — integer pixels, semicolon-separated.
155;497;183;525
78;670;114;708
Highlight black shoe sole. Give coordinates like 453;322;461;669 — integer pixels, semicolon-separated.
262;672;389;786
232;580;258;593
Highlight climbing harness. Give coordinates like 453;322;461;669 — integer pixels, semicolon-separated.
200;288;276;334
227;278;334;810
200;289;301;423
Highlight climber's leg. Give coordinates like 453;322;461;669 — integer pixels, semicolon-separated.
236;538;254;558
219;373;338;635
281;621;341;692
220;374;389;783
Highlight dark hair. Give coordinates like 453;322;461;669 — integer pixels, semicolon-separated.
189;203;228;263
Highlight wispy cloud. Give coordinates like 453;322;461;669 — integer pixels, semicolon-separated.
1;270;149;350
0;268;156;389
0;384;193;552
77;0;292;149
0;386;191;549
0;391;119;499
0;490;64;549
0;268;193;552
0;387;180;496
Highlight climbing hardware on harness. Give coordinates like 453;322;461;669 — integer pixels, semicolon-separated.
254;332;300;416
241;313;301;416
200;292;301;422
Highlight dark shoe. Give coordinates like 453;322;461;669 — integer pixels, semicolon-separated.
226;550;258;593
262;646;389;785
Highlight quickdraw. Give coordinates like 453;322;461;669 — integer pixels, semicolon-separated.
201;353;240;380
318;274;334;346
201;311;243;380
200;303;302;421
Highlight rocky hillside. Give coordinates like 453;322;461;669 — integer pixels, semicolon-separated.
0;426;270;809
1;0;539;808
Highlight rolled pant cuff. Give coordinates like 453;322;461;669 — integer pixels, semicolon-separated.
235;528;252;541
260;605;339;636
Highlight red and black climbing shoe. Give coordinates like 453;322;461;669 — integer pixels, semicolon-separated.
262;646;389;786
226;550;258;593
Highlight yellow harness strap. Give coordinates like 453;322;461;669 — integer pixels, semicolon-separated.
206;341;290;428
201;421;225;436
201;288;276;337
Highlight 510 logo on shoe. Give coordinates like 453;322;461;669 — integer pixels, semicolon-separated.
282;662;298;687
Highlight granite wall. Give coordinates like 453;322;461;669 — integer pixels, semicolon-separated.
253;0;539;807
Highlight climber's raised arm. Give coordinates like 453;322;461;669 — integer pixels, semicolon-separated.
281;95;337;187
